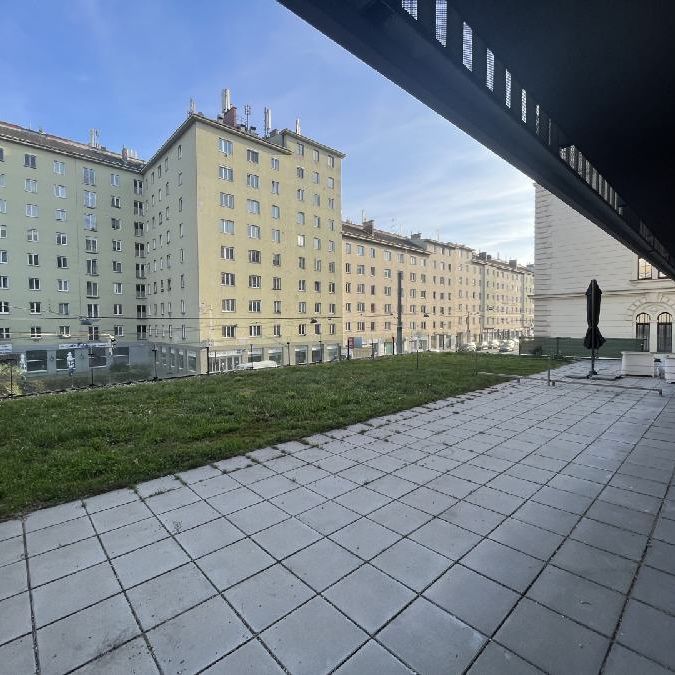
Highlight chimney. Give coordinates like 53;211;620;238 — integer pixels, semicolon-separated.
295;118;302;135
362;219;375;235
509;259;518;268
479;251;488;261
122;147;129;161
411;232;422;240
222;105;237;127
222;89;232;113
89;129;100;149
264;107;272;136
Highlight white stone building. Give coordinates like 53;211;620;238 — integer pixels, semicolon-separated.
534;185;675;352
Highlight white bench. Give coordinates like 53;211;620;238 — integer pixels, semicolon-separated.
621;351;655;377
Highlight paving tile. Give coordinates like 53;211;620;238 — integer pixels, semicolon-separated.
29;537;106;586
392;463;441;485
0;536;24;568
157;500;221;535
531;485;593;515
467;642;542;675
512;500;580;536
410;519;481;560
89;500;154;534
653;516;675;545
99;517;168;558
207;486;262;515
203;639;284;674
450;464;498;485
25;500;86;533
378;597;486;674
0;560;27;601
334;640;413;675
252;517;321;559
330;518;400;560
144;485;200;514
225;564;314;632
261;597;366;675
309;475;358;499
571;518;648;561
198;538;274;590
297;501;360;535
270;486;326;516
190;473;240;499
83;488;139;514
230;464;276;485
176;464;222;484
439;501;505;535
147;596;250;675
335;486;392;515
263;454;306;474
175;517;244;559
462;539;543;592
399;486;457;515
551;539;638;593
425;563;519;635
372;538;450;592
506;463;556;485
73;637;158;674
37;595;139;675
617;599;675;670
0;520;22;543
367;475;417;499
631;565;675;615
284;465;330;485
248;446;284;462
527;565;624;636
599;485;662;515
643;539;675;576
489;518;564;560
547;474;604;499
214;455;253;472
0;636;35;674
426;474;477;499
227;502;288;535
127;562;215;630
325;564;415;633
495;598;608;675
285;538;360;592
32;561;121;628
603;643;672;675
487;474;541;499
135;475;183;498
368;454;409;473
368;501;431;536
112;537;189;589
0;592;31;645
585;499;655;535
249;475;298;499
609;473;668;498
466;486;525;515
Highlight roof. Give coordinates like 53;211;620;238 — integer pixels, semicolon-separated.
341;221;428;252
0;121;144;171
277;129;346;158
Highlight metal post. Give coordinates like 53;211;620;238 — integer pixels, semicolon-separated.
9;361;13;397
287;342;291;366
392;336;395;355
89;347;94;387
347;340;351;360
152;345;158;380
206;345;210;375
416;344;419;369
396;271;404;356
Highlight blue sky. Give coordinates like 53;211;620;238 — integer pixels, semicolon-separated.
1;0;534;262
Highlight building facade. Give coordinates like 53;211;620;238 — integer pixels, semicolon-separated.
534;185;675;352
342;221;533;355
0;95;344;376
0;122;148;374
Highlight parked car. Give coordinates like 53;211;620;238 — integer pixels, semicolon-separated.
478;341;490;351
235;360;279;371
498;340;515;352
488;339;501;350
458;342;477;352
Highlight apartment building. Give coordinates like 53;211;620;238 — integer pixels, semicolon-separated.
534;185;675;351
342;221;533;354
0;122;147;374
0;93;344;375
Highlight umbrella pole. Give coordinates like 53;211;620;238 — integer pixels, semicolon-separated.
589;281;596;378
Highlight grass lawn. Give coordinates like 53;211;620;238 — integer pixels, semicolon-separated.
0;352;553;519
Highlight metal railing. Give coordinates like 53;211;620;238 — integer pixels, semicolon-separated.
519;336;645;359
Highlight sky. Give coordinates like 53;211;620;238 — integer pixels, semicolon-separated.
1;0;534;263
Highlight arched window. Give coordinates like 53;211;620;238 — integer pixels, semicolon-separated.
636;313;650;351
657;312;673;353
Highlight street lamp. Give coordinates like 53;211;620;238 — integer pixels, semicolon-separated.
151;344;158;380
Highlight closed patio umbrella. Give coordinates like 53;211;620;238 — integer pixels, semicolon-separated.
583;279;605;376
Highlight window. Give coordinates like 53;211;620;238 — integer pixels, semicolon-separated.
111;196;121;208
327;155;335;168
83;167;96;185
26;228;39;242
221;219;235;234
246;149;259;164
299;301;307;313
0;301;8;312
24;154;37;169
221;246;235;260
0;199;6;214
0;327;9;339
246;173;259;189
134;179;143;195
249;300;261;313
26;204;39;218
248;224;261;239
272;228;281;243
297;143;305;156
219;138;233;155
297;167;305;179
298;256;306;269
222;299;236;312
30;302;41;314
273;253;281;266
114;325;124;337
248;250;261;264
86;259;98;276
27;252;39;266
297;235;306;247
57;255;68;268
328;197;335;209
113;282;123;295
220;193;235;208
638;258;654;280
313;194;320;207
297;189;304;201
84;213;97;230
313;237;321;250
57;279;69;292
25;178;38;193
53;160;65;175
272;205;280;219
297;212;305;225
636;313;650;351
112;239;122;252
249;274;261;288
222;325;237;338
357;245;365;256
219;165;234;181
221;272;236;286
85;237;98;253
28;277;40;291
110;173;120;187
657;313;672;353
274;300;282;313
247;199;260;214
0;275;7;289
271;157;280;171
112;261;122;273
328;176;335;189
298;324;307;336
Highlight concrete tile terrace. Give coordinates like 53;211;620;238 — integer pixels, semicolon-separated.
1;361;674;674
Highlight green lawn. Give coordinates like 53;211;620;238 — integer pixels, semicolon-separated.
0;352;552;519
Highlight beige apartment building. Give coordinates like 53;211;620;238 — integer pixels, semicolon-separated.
342;220;533;355
0;93;344;375
0;122;147;374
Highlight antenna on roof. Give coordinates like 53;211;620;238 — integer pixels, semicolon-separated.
244;104;252;131
295;117;302;135
222;89;231;113
188;98;196;115
264;107;272;137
